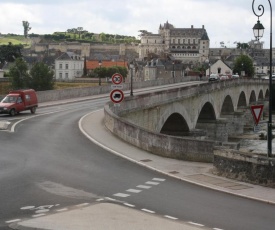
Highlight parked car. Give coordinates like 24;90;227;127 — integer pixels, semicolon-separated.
0;89;38;116
232;74;240;78
208;74;219;82
220;75;229;81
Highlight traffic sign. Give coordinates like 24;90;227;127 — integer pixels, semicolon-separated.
250;104;264;125
110;89;124;103
111;73;123;85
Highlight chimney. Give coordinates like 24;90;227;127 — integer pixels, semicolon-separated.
202;25;204;29
191;25;193;29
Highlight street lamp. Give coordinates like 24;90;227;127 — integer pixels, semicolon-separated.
252;0;273;157
98;60;102;86
130;62;134;96
205;59;211;77
172;61;175;78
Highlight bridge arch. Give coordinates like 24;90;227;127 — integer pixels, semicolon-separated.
221;95;234;115
197;102;216;121
249;90;257;104
237;91;247;109
258;90;264;101
157;102;192;133
160;113;189;136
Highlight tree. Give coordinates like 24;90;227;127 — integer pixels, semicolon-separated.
22;21;31;38
9;58;30;89
236;42;249;50
233;55;255;77
29;62;54;91
0;43;23;68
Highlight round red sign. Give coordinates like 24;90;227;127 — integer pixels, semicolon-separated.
110;89;124;103
111;73;123;85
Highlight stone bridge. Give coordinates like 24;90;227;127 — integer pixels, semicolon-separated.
104;79;269;162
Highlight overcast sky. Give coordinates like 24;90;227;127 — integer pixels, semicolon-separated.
0;0;273;48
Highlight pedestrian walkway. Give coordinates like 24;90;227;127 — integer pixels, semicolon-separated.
9;102;275;230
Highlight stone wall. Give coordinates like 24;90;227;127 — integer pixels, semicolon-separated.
104;103;219;162
213;148;275;187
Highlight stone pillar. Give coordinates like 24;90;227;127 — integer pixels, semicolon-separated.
196;119;228;142
221;111;244;136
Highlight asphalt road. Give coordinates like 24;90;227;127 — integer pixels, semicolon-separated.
0;87;275;230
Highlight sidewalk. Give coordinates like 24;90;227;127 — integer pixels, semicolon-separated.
9;104;275;230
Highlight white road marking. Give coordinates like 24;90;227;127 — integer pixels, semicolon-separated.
123;203;135;207
113;193;130;198
145;181;159;185
56;208;68;212
35;209;50;214
126;189;142;193
141;209;155;214
105;197;117;201
213;228;224;230
5;219;21;224
96;198;105;202
75;203;89;207
164;215;178;220
20;206;35;210
153;178;166;182
137;185;151;189
32;214;46;218
188;222;204;227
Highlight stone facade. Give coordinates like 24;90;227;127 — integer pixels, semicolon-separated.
213;148;275;188
138;21;210;64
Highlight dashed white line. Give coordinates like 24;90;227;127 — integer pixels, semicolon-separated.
56;208;68;212
5;219;21;224
75;203;89;207
153;178;166;182
32;214;46;218
123;203;135;208
105;197;117;201
188;221;204;227
164;215;178;220
213;228;224;230
145;181;159;185
137;185;151;189
126;189;142;193
113;193;130;198
141;209;155;214
20;206;35;210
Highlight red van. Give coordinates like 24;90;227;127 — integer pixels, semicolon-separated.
0;89;38;116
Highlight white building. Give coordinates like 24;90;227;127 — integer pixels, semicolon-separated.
55;52;83;80
138;21;210;64
206;60;232;76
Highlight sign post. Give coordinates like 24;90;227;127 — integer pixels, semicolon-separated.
110;73;124;105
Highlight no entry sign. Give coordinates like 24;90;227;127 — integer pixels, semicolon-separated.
110;89;124;103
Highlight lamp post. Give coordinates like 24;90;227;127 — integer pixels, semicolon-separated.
172;61;175;78
252;0;273;157
205;59;211;77
130;62;134;96
98;60;102;86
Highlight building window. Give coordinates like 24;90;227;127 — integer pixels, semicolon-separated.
193;39;196;44
59;63;62;69
188;39;190;44
65;64;68;69
183;39;185;43
173;39;175;44
65;73;69;78
59;72;62;78
178;39;180;44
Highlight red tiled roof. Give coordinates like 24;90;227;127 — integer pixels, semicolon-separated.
86;60;128;70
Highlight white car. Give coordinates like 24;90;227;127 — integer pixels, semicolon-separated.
208;74;219;82
232;74;239;78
